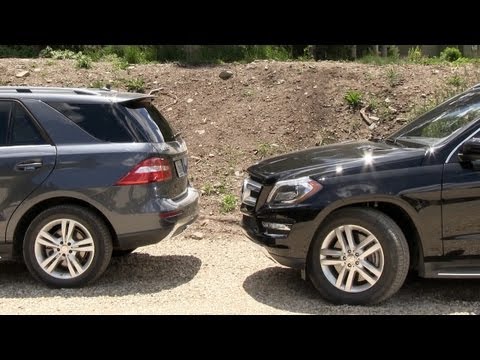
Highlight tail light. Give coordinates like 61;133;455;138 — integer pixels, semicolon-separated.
115;158;172;185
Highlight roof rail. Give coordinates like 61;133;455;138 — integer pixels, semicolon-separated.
473;83;480;89
0;86;104;96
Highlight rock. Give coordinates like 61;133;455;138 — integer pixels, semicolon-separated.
195;129;205;135
33;68;42;72
421;93;427;98
219;70;234;80
276;79;285;85
191;232;204;240
191;156;201;161
369;116;380;121
208;153;215;158
369;123;377;130
202;117;207;124
46;79;52;83
186;98;194;103
127;65;135;70
264;65;269;70
388;106;398;113
15;71;30;78
384;97;391;103
166;107;173;112
234;170;242;177
313;85;318;89
432;69;440;74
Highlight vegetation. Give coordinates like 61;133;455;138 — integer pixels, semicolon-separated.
220;194;238;213
76;54;92;69
440;47;462;62
124;78;145;93
344;90;363;108
1;45;480;66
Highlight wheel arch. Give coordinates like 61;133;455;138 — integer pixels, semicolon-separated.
308;196;424;273
10;196;118;257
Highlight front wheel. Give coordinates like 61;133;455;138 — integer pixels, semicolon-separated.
307;208;409;305
23;205;113;288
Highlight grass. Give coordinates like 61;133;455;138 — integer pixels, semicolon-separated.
220;194;238;213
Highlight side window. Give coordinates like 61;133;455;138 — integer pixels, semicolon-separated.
47;102;135;143
10;104;46;145
0;102;11;146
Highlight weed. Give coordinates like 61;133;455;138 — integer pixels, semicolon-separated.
344;90;363;108
76;54;92;69
220;194;237;213
386;67;402;87
125;78;145;93
368;97;379;111
407;46;424;63
201;182;215;196
447;75;465;88
257;143;273;157
90;80;105;88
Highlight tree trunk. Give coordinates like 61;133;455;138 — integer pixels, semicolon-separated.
380;45;388;57
351;45;357;60
372;45;379;56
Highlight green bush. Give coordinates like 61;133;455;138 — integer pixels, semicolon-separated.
441;47;462;62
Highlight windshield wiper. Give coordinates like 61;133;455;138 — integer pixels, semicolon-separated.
384;137;404;147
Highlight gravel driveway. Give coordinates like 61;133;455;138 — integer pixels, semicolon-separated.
0;220;479;315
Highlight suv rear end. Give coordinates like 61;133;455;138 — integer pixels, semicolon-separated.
0;87;199;287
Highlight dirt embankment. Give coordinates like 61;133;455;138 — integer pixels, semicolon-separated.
2;58;480;216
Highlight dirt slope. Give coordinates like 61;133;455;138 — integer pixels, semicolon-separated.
2;58;480;216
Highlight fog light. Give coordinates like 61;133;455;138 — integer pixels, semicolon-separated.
262;222;292;231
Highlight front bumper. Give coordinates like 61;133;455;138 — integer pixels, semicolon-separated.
115;186;199;250
241;212;315;269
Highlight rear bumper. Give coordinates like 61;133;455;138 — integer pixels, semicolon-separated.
115;186;199;250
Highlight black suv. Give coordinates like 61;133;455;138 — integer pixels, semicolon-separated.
0;86;198;287
242;85;480;305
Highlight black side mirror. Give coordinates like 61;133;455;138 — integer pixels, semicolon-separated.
459;137;480;163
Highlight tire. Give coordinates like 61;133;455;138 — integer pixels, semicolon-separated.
307;207;409;305
23;205;113;288
112;248;136;257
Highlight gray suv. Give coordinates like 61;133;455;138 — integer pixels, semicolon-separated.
0;86;199;287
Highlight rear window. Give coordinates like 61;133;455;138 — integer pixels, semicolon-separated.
47;102;135;143
121;102;176;143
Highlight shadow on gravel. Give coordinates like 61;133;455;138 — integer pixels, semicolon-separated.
0;253;201;298
243;267;480;314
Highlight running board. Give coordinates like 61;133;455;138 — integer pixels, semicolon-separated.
436;269;480;278
423;261;480;278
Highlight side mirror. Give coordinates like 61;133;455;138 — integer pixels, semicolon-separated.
458;137;480;163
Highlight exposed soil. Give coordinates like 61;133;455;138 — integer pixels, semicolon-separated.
2;58;480;219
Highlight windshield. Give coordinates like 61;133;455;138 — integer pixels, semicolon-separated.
387;90;480;148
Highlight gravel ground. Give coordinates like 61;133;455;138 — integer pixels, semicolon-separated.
1;220;480;315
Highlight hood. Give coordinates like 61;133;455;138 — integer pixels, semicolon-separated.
247;140;426;184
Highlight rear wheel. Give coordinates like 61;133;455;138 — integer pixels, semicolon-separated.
307;208;409;305
23;205;113;288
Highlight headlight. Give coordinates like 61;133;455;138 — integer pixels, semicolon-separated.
266;177;322;205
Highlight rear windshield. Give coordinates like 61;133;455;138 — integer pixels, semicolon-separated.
121;101;176;143
48;102;135;142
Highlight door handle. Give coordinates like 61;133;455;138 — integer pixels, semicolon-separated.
15;160;43;171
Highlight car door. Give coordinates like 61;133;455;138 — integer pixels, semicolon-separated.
442;124;480;257
0;100;56;242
